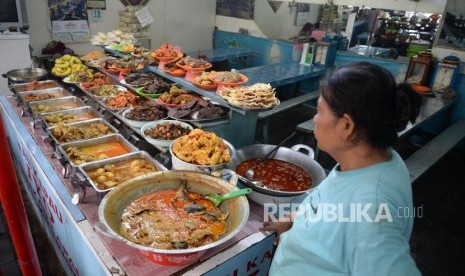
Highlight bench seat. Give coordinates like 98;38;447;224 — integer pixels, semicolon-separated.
405;119;465;183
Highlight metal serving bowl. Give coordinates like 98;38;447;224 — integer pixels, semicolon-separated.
170;138;236;174
97;170;249;266
228;144;326;205
3;68;48;83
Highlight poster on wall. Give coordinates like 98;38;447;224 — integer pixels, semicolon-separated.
48;0;90;43
216;0;254;20
295;3;311;26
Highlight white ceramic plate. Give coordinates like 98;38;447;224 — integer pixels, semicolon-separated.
140;120;193;148
121;108;167;128
91;85;128;100
63;76;79;84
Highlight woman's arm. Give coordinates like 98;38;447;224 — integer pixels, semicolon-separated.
260;212;296;245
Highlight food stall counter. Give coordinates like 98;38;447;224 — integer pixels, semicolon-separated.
0;96;274;275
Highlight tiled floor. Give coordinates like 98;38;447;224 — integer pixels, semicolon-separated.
1;104;464;275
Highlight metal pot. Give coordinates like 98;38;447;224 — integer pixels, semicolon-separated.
97;170;249;266
229;144;326;205
170;138;236;174
2;67;48;83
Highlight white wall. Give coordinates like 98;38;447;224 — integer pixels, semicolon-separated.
254;1;321;40
24;0;216;56
443;0;465;17
215;15;267;37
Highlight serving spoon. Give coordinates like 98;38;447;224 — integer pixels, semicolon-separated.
245;132;297;180
206;188;252;206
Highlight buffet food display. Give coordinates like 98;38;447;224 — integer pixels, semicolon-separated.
2;42;302;274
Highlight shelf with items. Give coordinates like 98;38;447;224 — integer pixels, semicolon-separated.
372;16;438;57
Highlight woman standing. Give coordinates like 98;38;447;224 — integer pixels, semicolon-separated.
262;62;422;275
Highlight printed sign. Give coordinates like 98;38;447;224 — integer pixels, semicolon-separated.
48;0;90;43
135;6;154;28
186;233;275;276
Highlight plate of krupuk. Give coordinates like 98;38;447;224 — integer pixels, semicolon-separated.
218;83;279;110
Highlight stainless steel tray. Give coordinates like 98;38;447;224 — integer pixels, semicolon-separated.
19;87;72;104
12;80;61;93
45;118;119;147
58;134;138;168
78;151;167;193
28;96;86;115
78;74;122;99
40;106;102;129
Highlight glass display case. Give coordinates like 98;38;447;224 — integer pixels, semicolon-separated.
405;52;437;86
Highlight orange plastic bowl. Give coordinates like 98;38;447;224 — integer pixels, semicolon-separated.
192;80;217;90
151;51;183;62
209;71;248;87
214;75;248;87
176;62;212;72
164;68;186;77
411;84;432;94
